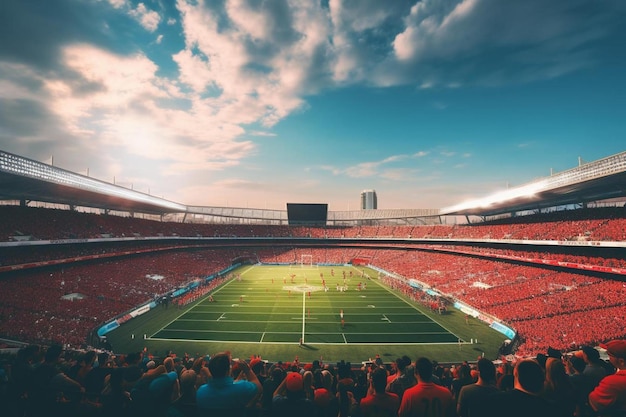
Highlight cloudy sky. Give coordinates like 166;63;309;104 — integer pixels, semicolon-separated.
1;0;625;211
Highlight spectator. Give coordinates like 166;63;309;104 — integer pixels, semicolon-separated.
313;369;339;417
451;362;474;403
250;357;266;387
336;360;358;417
497;361;515;391
101;367;132;417
148;370;182;417
28;345;84;417
582;346;607;387
128;363;177;417
7;344;39;417
440;366;454;390
272;371;316;417
483;359;559;417
398;357;455;417
196;353;261;417
66;350;93;385
542;358;576;417
359;366;400;417
588;339;626;416
261;366;285;417
302;370;315;401
566;355;596;417
83;351;113;401
174;369;198;417
386;355;416;400
457;358;498;417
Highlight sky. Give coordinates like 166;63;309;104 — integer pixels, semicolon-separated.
1;0;625;212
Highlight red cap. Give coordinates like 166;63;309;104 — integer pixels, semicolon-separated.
601;340;626;359
314;388;332;406
285;372;303;391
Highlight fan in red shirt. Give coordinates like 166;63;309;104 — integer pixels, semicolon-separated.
398;357;456;417
589;339;626;416
359;367;399;417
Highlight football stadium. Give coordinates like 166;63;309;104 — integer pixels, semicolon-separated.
2;148;626;416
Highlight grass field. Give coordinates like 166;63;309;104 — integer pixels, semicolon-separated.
106;265;508;364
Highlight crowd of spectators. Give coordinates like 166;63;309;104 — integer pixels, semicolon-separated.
2;340;625;417
0;250;236;347
3;205;626;276
2;205;626;366
172;275;230;307
369;249;626;357
3;205;626;243
1;243;626;357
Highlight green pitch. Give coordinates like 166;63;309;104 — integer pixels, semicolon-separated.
106;265;508;364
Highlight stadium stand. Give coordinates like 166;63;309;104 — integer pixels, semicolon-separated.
1;205;626;357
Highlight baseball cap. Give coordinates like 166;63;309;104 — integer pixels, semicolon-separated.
285;372;303;391
601;340;626;359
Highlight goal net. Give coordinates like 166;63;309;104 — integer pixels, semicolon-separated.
299;254;315;268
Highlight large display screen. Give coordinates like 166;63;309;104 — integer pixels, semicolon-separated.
286;203;328;226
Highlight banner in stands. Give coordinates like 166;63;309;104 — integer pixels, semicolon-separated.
129;303;153;318
172;287;192;298
97;321;119;337
490;321;516;339
454;302;516;338
454;301;479;318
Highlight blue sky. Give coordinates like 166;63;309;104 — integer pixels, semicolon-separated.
1;0;625;211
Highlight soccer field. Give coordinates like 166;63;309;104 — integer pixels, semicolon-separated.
106;265;508;363
152;265;460;345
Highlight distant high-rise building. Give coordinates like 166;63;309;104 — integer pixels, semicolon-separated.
360;189;377;210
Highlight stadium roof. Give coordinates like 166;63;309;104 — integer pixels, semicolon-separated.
440;151;626;216
0;150;187;214
1;149;626;220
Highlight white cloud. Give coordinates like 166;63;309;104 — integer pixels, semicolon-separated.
107;0;127;9
250;131;277;137
345;162;379;178
380;168;419;181
329;152;426;178
129;3;161;32
386;0;614;88
224;0;271;41
213;178;265;190
34;42;258;181
174;0;334;132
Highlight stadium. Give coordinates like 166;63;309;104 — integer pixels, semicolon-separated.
3;147;626;417
2;148;626;363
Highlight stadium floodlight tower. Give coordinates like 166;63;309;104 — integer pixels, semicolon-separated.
360;189;377;210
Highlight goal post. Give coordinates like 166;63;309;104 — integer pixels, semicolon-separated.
300;254;314;268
